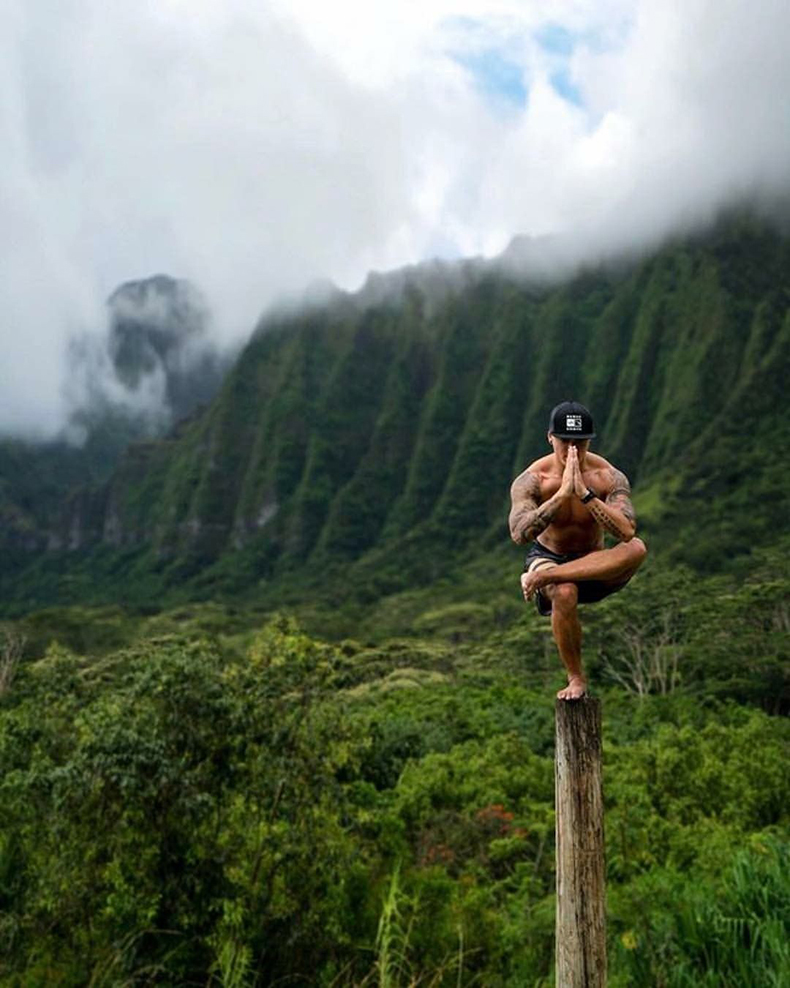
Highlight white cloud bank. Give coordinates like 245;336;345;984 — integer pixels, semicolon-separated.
2;0;790;434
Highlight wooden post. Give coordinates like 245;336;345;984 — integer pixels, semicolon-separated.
555;697;606;987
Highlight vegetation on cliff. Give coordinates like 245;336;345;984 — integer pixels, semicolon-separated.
3;213;789;614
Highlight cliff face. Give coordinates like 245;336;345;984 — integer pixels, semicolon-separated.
4;214;790;604
105;274;224;424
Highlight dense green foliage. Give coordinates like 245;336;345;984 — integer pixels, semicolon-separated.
0;547;787;985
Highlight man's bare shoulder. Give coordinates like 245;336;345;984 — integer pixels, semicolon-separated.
511;454;555;491
586;452;631;496
526;452;556;476
585;451;612;470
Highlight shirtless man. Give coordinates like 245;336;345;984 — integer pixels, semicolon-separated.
509;401;647;700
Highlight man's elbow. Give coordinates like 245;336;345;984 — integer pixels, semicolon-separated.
620;522;637;542
510;526;526;546
509;522;531;545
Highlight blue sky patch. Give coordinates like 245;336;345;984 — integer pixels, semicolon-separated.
442;15;528;109
452;48;527;108
550;67;582;106
534;23;583;107
535;23;576;57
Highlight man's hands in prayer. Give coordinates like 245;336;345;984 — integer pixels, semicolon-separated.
559;447;576;497
571;446;588;498
560;445;588;499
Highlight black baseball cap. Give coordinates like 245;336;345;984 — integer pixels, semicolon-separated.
548;400;596;439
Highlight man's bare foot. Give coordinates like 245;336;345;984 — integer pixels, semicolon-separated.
557;675;587;701
521;568;551;600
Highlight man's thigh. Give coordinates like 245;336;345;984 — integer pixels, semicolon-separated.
525;557;559;577
579;541;647;601
576;574;631;605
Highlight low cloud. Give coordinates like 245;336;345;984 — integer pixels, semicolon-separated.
64;275;226;445
2;0;790;435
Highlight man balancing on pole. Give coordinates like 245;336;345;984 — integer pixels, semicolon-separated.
509;401;647;700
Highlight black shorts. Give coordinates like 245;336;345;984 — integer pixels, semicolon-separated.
523;540;628;617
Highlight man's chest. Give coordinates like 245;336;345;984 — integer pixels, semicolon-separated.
541;473;608;523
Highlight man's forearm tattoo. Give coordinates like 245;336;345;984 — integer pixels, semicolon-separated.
510;473;560;543
608;469;636;522
587;499;633;540
520;498;561;540
587;467;636;540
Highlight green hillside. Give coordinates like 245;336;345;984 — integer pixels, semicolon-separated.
2;212;789;613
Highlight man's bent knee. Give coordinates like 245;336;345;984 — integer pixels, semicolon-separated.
627;537;647;565
549;582;578;610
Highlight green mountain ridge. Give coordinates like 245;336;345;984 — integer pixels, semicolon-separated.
1;213;789;613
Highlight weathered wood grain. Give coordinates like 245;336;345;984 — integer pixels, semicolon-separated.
555;697;606;987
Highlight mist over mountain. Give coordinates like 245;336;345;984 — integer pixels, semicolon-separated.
4;1;790;439
66;274;228;444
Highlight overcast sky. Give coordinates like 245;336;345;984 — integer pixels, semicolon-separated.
3;0;790;436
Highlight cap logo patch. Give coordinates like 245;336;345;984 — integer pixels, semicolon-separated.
566;414;582;431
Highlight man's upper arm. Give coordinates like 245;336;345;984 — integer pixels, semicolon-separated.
605;468;636;526
509;471;541;542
